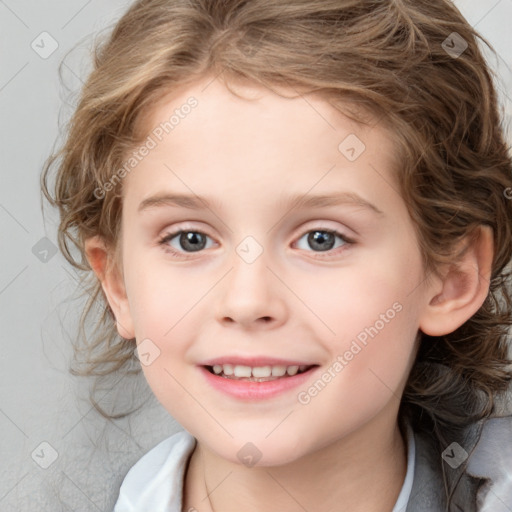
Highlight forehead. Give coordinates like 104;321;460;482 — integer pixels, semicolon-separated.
139;76;382;152
122;75;402;214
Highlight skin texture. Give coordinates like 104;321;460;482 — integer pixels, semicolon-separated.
85;75;494;512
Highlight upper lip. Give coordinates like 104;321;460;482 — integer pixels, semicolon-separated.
199;356;318;367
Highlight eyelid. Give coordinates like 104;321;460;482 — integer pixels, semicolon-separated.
292;219;357;240
157;227;216;247
157;220;355;243
157;221;215;241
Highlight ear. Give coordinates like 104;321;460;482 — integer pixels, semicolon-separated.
418;225;494;337
84;235;135;339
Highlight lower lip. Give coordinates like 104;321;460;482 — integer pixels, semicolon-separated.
199;366;318;400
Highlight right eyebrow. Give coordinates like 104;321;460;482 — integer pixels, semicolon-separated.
138;193;221;213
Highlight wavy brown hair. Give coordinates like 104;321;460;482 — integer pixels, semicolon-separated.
42;0;512;449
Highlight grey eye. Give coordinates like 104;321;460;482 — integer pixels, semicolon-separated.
295;230;347;252
164;231;214;252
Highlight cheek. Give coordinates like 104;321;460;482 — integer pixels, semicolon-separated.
298;240;422;345
320;246;422;409
125;271;191;391
126;259;199;338
292;301;419;446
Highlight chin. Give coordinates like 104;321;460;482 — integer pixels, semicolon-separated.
205;432;313;468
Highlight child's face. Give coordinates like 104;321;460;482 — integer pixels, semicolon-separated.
116;76;432;464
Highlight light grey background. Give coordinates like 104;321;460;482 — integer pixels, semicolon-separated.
1;1;511;510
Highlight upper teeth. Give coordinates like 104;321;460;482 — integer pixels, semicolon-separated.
212;364;307;378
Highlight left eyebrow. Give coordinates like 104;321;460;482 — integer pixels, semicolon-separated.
283;192;384;216
137;191;384;216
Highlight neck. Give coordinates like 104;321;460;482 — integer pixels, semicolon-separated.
184;414;408;512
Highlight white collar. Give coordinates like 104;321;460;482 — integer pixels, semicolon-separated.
114;425;417;511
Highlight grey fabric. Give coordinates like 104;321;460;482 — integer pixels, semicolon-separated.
406;414;512;511
466;416;512;511
406;431;448;511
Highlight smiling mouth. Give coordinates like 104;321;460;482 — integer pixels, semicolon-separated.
204;364;317;382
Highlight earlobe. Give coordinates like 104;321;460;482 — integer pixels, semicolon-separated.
418;225;494;337
84;235;135;339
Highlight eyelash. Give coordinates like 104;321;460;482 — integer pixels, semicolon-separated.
157;227;355;260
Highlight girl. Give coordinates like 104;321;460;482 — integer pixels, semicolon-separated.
42;0;512;510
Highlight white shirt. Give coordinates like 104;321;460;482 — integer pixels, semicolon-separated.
113;424;416;511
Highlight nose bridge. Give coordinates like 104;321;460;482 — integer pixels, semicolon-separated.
215;234;287;326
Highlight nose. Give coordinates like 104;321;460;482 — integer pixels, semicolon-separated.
215;247;288;330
